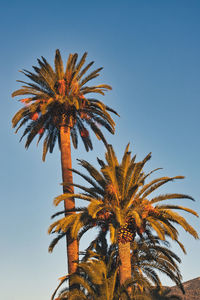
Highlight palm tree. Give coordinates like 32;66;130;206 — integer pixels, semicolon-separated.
83;232;185;295
48;144;198;284
82;232;152;298
52;234;151;300
51;255;130;300
52;232;183;300
12;50;118;275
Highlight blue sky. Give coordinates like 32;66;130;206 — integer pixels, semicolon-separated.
1;1;200;299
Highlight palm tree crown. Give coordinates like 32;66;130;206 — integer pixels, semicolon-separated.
82;232;184;295
53;255;121;300
12;50;118;160
52;232;184;300
52;233;148;300
48;144;198;284
49;144;198;248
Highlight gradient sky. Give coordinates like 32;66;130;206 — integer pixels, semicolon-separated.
1;1;200;299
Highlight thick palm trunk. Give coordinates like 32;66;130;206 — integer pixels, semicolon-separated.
118;242;132;285
60;125;78;275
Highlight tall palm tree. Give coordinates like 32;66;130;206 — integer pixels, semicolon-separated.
48;144;198;284
12;50;118;275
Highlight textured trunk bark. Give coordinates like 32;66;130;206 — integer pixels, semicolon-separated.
118;242;132;285
60;125;78;275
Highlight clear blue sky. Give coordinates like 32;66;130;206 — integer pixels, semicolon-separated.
1;1;200;299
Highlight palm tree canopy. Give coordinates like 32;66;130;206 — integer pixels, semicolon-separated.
52;232;182;300
83;231;184;294
52;235;150;300
12;50;118;160
49;144;198;250
52;254;128;300
131;234;184;293
52;233;184;299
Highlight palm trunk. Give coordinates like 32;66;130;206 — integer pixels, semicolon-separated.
60;125;78;275
118;242;132;285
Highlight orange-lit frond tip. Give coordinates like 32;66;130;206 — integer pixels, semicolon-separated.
174;176;185;180
96;84;112;90
55;49;64;79
124;143;130;153
20;98;30;104
58;275;68;282
143;152;152;164
97;210;111;220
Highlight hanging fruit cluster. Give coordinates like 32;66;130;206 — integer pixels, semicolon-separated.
56;77;80;97
80;128;89;138
57;79;66;96
97;210;111;220
118;224;135;244
118;217;136;244
28;112;44;135
31;112;39;121
106;183;117;196
136;220;146;235
142;203;156;219
79;96;91;120
80;111;91;120
38;128;44;135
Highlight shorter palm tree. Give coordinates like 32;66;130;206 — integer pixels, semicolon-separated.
49;144;199;285
52;254;132;300
52;232;184;300
82;232;153;297
52;234;151;300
